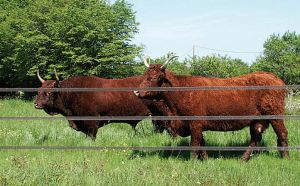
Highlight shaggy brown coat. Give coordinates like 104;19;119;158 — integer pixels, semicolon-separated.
34;76;166;139
136;64;289;161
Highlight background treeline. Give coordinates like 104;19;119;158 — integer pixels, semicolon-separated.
0;0;299;94
156;31;300;85
0;0;141;88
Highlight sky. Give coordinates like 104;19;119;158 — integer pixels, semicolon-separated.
122;0;300;64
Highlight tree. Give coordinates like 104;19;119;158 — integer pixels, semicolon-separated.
251;31;300;85
138;53;191;76
190;55;250;78
0;0;141;88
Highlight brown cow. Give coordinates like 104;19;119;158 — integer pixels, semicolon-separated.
135;56;289;161
34;71;166;139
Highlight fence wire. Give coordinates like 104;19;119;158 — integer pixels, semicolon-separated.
0;85;300;92
0;146;299;151
1;115;300;121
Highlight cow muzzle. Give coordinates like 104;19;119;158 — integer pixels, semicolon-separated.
34;103;43;109
133;90;152;98
133;90;140;97
133;90;147;98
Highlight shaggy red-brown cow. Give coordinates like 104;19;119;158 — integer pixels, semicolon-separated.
135;56;289;161
34;71;166;139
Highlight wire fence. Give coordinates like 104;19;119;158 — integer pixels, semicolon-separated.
0;86;299;151
0;146;299;151
1;85;300;92
1;115;300;121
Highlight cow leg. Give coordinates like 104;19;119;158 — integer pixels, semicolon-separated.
153;120;165;133
242;123;263;161
190;132;200;159
129;121;138;136
190;124;207;160
83;121;99;140
270;119;289;158
200;135;208;160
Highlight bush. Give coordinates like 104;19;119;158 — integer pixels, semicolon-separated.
190;55;250;78
0;0;141;88
251;31;300;85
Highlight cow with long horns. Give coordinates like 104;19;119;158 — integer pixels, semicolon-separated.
34;70;167;139
135;54;289;161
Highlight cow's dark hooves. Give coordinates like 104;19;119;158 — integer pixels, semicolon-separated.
241;156;250;162
282;154;290;160
90;135;97;141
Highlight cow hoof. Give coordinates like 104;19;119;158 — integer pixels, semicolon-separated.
241;155;251;162
201;152;209;160
281;153;290;159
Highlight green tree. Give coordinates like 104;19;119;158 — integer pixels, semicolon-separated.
251;31;300;85
190;55;250;78
0;0;141;88
139;54;191;76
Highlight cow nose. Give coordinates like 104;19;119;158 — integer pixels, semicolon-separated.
133;91;140;96
34;103;42;109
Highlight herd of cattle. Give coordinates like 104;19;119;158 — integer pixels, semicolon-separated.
34;55;289;161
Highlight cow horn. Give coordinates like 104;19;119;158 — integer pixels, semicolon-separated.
54;68;59;81
161;55;178;69
143;56;150;67
37;70;45;83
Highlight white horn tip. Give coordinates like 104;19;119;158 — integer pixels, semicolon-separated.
143;56;150;67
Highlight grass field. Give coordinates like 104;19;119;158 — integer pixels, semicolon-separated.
0;99;299;185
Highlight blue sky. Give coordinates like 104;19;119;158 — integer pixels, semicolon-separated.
122;0;300;64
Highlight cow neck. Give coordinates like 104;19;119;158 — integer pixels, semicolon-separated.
53;84;72;116
160;71;180;107
164;71;180;88
158;72;190;136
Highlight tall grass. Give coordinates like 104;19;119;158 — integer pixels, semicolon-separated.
286;94;300;114
0;99;299;185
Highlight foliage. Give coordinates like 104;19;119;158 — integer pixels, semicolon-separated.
134;54;191;76
145;54;191;75
166;58;191;75
251;31;300;85
0;0;141;88
190;54;250;78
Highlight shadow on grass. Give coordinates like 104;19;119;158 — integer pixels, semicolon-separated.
129;139;274;161
206;140;271;160
129;138;191;161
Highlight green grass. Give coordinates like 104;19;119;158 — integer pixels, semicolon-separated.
0;99;299;185
286;94;300;115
